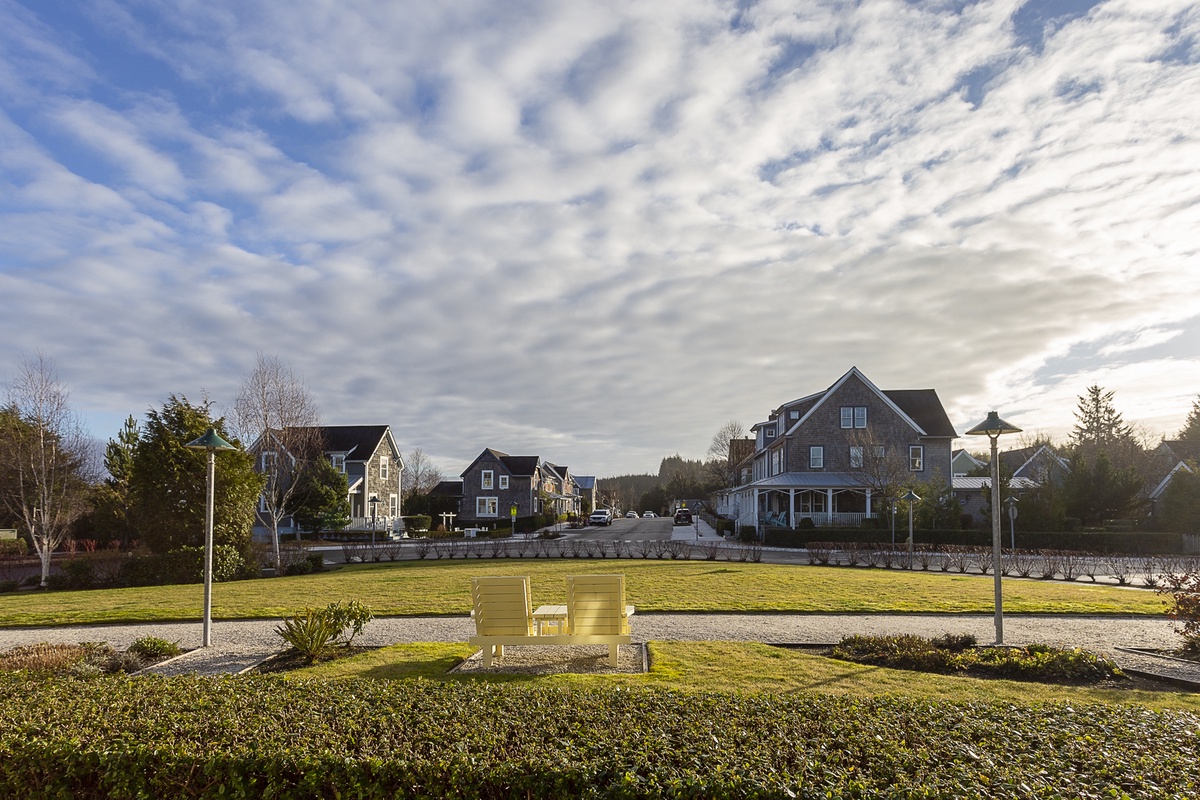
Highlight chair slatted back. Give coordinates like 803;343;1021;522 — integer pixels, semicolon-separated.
567;574;629;636
471;576;534;636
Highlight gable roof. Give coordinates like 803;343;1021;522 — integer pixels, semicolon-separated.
430;479;464;497
574;475;596;490
284;425;396;462
999;444;1070;479
784;367;957;438
460;448;541;478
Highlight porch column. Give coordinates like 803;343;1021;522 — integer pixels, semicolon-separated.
753;488;760;528
866;489;872;518
827;488;834;524
789;489;796;528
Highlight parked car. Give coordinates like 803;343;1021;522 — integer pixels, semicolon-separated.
589;509;612;526
673;508;692;526
642;511;656;518
625;511;638;519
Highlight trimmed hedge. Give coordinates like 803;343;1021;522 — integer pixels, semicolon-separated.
117;545;255;587
763;526;1187;554
1;675;1198;798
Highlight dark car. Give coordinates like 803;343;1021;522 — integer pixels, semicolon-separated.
673;508;692;526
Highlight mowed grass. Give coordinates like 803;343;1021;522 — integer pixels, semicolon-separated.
0;559;1163;626
292;640;1200;713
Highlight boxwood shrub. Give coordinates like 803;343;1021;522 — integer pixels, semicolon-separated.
0;675;1197;798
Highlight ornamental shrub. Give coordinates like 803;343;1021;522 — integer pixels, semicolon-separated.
1159;571;1200;652
128;636;182;661
275;600;374;663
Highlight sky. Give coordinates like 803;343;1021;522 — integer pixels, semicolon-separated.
1;0;1198;479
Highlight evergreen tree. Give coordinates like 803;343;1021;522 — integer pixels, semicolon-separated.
128;395;263;555
290;457;351;535
1063;450;1142;526
1070;385;1133;452
89;415;140;546
1159;464;1200;534
1179;396;1200;447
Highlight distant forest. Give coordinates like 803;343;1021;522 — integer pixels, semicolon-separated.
598;455;718;514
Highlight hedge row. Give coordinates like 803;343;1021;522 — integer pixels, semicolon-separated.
1;675;1197;798
762;527;1189;554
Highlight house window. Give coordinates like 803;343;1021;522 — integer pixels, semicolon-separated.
909;446;924;471
330;454;345;473
790;410;799;420
499;474;509;490
810;446;824;469
798;491;826;513
850;446;864;469
771;450;781;475
482;470;493;490
476;497;498;517
260;452;276;472
379;456;389;480
873;445;886;459
389;494;398;516
841;407;867;428
765;427;775;439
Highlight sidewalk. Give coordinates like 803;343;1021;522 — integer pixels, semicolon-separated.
6;612;1195;683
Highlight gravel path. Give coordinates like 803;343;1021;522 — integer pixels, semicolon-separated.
3;613;1193;680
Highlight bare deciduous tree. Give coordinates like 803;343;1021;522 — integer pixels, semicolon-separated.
0;354;94;586
847;428;910;514
232;353;321;573
705;420;748;488
401;448;444;499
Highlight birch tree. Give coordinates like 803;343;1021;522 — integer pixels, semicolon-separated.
0;354;94;586
232;354;321;573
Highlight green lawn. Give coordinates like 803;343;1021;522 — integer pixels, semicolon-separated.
292;639;1200;713
0;559;1163;626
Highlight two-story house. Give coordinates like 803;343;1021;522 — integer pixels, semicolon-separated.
459;448;585;527
251;425;404;534
720;367;957;531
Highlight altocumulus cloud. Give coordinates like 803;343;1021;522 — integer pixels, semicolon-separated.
0;0;1198;476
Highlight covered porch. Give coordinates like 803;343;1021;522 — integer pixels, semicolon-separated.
726;473;879;532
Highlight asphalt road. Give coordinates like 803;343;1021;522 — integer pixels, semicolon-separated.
574;516;676;542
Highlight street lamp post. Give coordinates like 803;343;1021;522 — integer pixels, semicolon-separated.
510;503;518;538
1005;495;1019;550
966;411;1022;644
901;489;920;569
369;494;379;561
184;427;237;648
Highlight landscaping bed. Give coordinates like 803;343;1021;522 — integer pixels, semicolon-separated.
0;674;1197;798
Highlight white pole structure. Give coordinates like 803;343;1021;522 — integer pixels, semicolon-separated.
185;427;237;648
965;411;1022;645
901;489;920;569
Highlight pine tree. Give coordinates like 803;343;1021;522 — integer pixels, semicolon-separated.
1179;396;1200;446
1070;385;1132;451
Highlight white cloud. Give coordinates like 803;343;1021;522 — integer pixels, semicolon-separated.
0;0;1198;475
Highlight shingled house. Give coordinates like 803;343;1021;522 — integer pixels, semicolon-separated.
459;448;583;527
716;367;957;531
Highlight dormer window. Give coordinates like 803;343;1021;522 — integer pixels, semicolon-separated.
765;427;775;438
330;454;345;473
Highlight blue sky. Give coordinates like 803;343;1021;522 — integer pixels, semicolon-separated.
2;0;1198;477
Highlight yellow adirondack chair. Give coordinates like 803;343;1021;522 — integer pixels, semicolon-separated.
468;576;535;667
566;574;634;666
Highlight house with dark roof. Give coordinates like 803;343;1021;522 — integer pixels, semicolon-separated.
716;367;957;531
251;425;404;533
1146;440;1200;519
459;448;583;527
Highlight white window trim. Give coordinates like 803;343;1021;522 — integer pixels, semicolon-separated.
810;446;824;469
389;493;398;516
499;474;509;489
840;407;853;428
261;452;276;472
379;456;389;480
476;496;498;517
331;454;345;473
855;406;867;429
909;446;924;471
481;470;493;490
